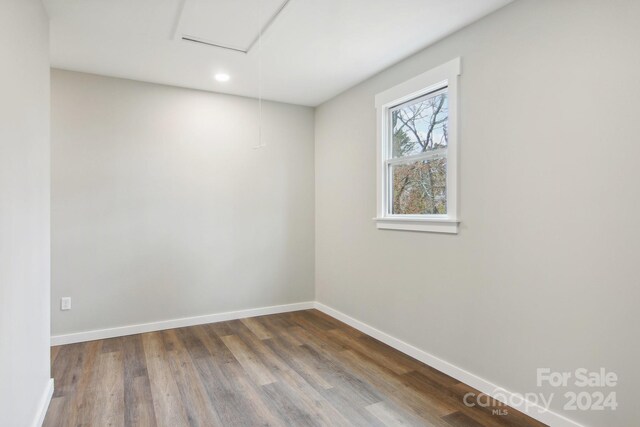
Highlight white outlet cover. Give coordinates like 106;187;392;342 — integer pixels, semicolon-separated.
61;297;71;310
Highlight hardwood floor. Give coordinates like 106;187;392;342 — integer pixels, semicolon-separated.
44;310;547;427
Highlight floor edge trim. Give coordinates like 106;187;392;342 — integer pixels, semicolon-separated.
33;378;54;427
50;301;315;345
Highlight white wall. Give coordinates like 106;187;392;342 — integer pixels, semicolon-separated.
315;1;639;426
0;0;52;426
51;70;315;336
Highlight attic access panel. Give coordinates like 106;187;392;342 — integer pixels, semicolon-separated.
176;0;289;53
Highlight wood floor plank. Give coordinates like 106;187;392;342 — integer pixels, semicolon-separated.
125;376;158;427
142;332;191;427
402;371;508;427
263;334;334;390
292;328;454;426
44;340;101;427
290;325;447;425
206;319;237;338
317;388;386;427
261;382;321;426
415;362;462;389
287;323;349;354
404;370;546;427
303;343;383;406
50;346;61;366
442;411;487;427
122;334;149;378
224;319;353;426
306;309;349;329
327;328;414;375
44;310;548;427
162;329;223;427
101;336;124;354
195;344;285;426
267;322;387;423
256;312;299;331
221;334;278;386
191;324;237;364
71;341;102;426
51;342;88;398
255;315;305;347
122;335;157;427
240;316;273;340
182;324;286;427
366;401;427;427
91;350;125;427
292;309;339;331
42;397;67;427
457;389;546;427
338;349;455;426
186;340;273;426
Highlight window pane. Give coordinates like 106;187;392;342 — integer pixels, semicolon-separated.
391;157;447;215
391;90;448;158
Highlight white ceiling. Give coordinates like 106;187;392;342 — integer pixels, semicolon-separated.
44;0;511;106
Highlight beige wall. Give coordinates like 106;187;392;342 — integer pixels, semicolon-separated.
0;0;51;425
51;70;315;336
314;1;639;426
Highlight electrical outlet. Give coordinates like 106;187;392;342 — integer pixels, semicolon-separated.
61;297;71;311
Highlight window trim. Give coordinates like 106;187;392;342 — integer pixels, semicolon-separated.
374;58;461;234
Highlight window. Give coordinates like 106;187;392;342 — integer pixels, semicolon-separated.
375;58;461;233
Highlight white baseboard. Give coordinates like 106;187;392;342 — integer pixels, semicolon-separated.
313;302;584;427
49;300;584;427
51;301;314;346
32;378;54;427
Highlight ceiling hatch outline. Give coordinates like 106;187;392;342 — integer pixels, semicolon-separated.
173;0;292;54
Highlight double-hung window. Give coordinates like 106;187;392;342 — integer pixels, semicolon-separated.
375;58;461;233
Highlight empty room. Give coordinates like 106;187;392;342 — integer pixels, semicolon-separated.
1;0;638;426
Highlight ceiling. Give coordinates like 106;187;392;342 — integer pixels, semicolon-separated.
44;0;512;106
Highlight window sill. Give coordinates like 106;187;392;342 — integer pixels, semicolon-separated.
373;217;459;234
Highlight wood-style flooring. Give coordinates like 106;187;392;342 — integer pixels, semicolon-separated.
44;309;547;427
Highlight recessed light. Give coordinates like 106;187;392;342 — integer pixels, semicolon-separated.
214;73;230;82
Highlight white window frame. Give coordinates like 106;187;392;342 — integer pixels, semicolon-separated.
374;58;461;234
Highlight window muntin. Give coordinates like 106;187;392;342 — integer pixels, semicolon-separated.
385;87;449;217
